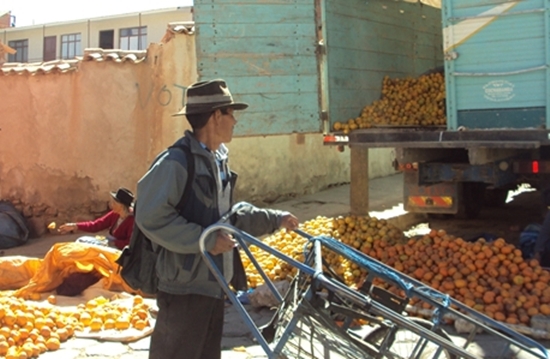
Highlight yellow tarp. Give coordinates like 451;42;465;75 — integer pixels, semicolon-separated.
0;256;42;290
0;242;137;298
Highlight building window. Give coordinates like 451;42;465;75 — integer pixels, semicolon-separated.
99;30;114;49
8;39;28;62
120;26;147;50
43;36;56;62
60;33;81;59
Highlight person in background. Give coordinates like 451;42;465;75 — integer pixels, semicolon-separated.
58;187;135;250
135;79;299;359
534;188;550;267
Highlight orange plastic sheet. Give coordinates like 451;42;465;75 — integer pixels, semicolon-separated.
0;242;137;298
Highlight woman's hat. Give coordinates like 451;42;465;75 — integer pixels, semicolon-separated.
110;188;134;208
174;79;248;116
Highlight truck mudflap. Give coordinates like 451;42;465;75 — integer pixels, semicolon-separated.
408;195;453;208
404;171;459;214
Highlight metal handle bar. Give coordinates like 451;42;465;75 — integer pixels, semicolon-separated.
198;222;278;356
202;223;371;306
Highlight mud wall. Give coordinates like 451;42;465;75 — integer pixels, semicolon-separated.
0;31;197;236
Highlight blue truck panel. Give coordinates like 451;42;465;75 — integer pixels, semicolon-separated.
454;74;546;110
325;0;443;127
443;0;549;129
194;0;443;136
194;1;320;136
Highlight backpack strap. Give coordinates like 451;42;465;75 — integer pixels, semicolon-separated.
169;144;195;213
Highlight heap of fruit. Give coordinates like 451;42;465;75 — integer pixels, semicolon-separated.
332;72;446;133
244;215;550;326
0;294;150;358
243;215;405;288
383;230;550;325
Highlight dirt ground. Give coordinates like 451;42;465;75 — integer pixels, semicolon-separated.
407;186;543;247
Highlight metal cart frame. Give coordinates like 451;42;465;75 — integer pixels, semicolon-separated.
199;221;549;359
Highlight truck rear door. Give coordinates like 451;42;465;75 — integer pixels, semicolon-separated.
443;0;549;130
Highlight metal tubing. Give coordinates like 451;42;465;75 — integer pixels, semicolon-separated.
198;221;548;359
300;231;549;359
368;300;479;359
198;224;274;356
238;239;284;304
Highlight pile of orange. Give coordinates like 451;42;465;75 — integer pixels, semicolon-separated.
365;230;550;325
245;215;550;326
0;294;150;358
332;72;446;133
243;215;404;288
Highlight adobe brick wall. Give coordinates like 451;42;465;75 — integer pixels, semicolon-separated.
0;12;11;29
0;34;197;237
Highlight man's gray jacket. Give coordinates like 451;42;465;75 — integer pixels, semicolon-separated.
135;131;286;298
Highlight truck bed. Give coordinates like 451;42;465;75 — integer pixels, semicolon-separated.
325;128;550;149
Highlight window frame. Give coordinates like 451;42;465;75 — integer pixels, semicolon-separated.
99;29;115;50
60;33;81;60
43;36;57;62
119;26;147;51
8;39;28;63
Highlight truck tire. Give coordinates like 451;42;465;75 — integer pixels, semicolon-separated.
457;183;485;219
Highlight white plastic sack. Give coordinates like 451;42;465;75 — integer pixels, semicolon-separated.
248;281;290;308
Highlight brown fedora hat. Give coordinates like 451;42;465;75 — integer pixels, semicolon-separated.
174;79;248;116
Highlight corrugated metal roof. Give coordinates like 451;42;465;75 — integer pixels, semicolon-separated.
0;48;147;75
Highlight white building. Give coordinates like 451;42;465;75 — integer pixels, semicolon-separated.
0;7;192;63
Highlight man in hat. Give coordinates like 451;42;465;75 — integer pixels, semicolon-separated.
135;79;299;359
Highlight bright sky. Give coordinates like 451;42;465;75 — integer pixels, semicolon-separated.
3;0;193;27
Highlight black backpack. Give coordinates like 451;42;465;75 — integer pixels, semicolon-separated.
116;144;195;295
0;201;29;249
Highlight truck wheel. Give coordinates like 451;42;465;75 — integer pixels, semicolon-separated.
484;189;508;207
457;183;485;219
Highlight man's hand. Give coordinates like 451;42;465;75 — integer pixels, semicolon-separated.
280;213;299;230
209;231;237;255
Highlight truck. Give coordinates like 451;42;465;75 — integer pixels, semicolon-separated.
192;0;550;217
322;0;550;218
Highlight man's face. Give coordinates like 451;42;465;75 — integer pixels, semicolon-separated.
217;107;237;143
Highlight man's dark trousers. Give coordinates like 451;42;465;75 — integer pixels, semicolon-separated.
149;291;225;359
